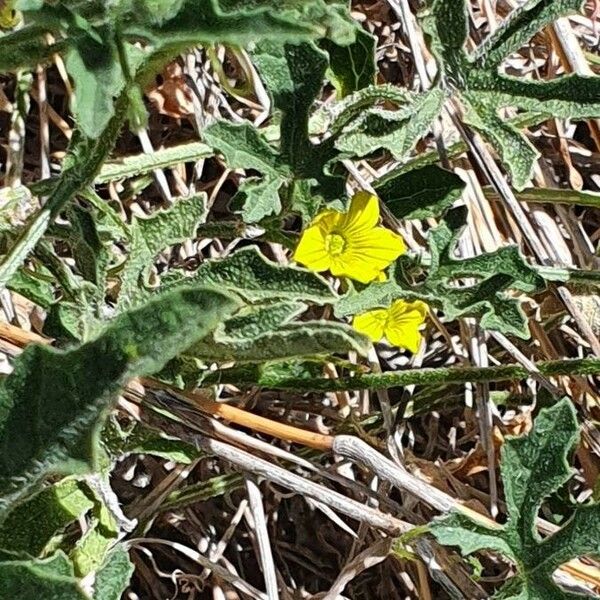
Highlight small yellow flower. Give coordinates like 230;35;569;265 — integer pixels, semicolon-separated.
294;191;406;284
0;0;19;29
353;299;428;353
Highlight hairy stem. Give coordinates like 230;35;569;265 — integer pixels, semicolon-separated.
204;357;600;391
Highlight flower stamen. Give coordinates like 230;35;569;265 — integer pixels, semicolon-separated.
325;233;347;256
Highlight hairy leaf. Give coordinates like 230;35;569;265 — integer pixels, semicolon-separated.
375;164;465;220
8;267;55;309
422;0;468;76
0;480;94;556
65;26;125;139
123;0;356;49
0;287;239;517
220;301;306;340
252;41;328;172
190;320;369;362
203;121;283;177
67;204;109;289
420;0;600;189
0;552;86;599
70;495;117;577
207;41;343;220
475;0;583;69
118;195;207;308
322;25;376;98
162;246;337;304
335;88;445;160
462;91;540;190
428;207;543;293
468;72;600;120
102;418;200;464
231;175;285;223
432;398;600;599
93;546;134;600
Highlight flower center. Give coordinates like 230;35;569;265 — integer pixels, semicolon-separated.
326;233;347;256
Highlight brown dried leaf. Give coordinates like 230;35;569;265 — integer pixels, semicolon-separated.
146;63;195;118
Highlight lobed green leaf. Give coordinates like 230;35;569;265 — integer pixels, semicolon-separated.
162;246;337;304
475;0;583;69
190;320;369;363
432;398;600;599
117;194;207;308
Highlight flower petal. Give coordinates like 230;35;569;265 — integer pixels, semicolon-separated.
353;308;388;342
350;227;406;260
385;324;422;353
336;227;406;283
329;255;382;283
340;191;379;235
389;299;428;322
293;224;331;272
312;208;344;232
384;300;428;352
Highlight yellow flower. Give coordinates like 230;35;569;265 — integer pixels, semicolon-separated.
353;299;428;353
0;1;19;29
293;191;406;284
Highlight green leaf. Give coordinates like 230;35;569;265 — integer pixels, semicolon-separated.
0;552;86;600
67;204;109;289
421;0;468;75
102;418;200;464
231;175;285;223
123;0;356;49
336;207;544;338
428;207;544;293
220;301;306;340
252;41;328;173
462;91;539;191
0;286;239;517
375;164;465;220
135;0;185;25
468;72;600;121
203;121;284;177
93;546;134;600
118;195;207;308
162;246;337;304
475;0;583;69
0;480;94;556
190;320;369;362
419;0;600;190
8;267;55;309
322;25;376;98
432;398;600;599
44;283;104;343
65;26;125;139
335;88;446;160
70;494;118;577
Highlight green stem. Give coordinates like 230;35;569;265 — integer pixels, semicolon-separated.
483;186;600;209
203;357;600;392
161;473;243;512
